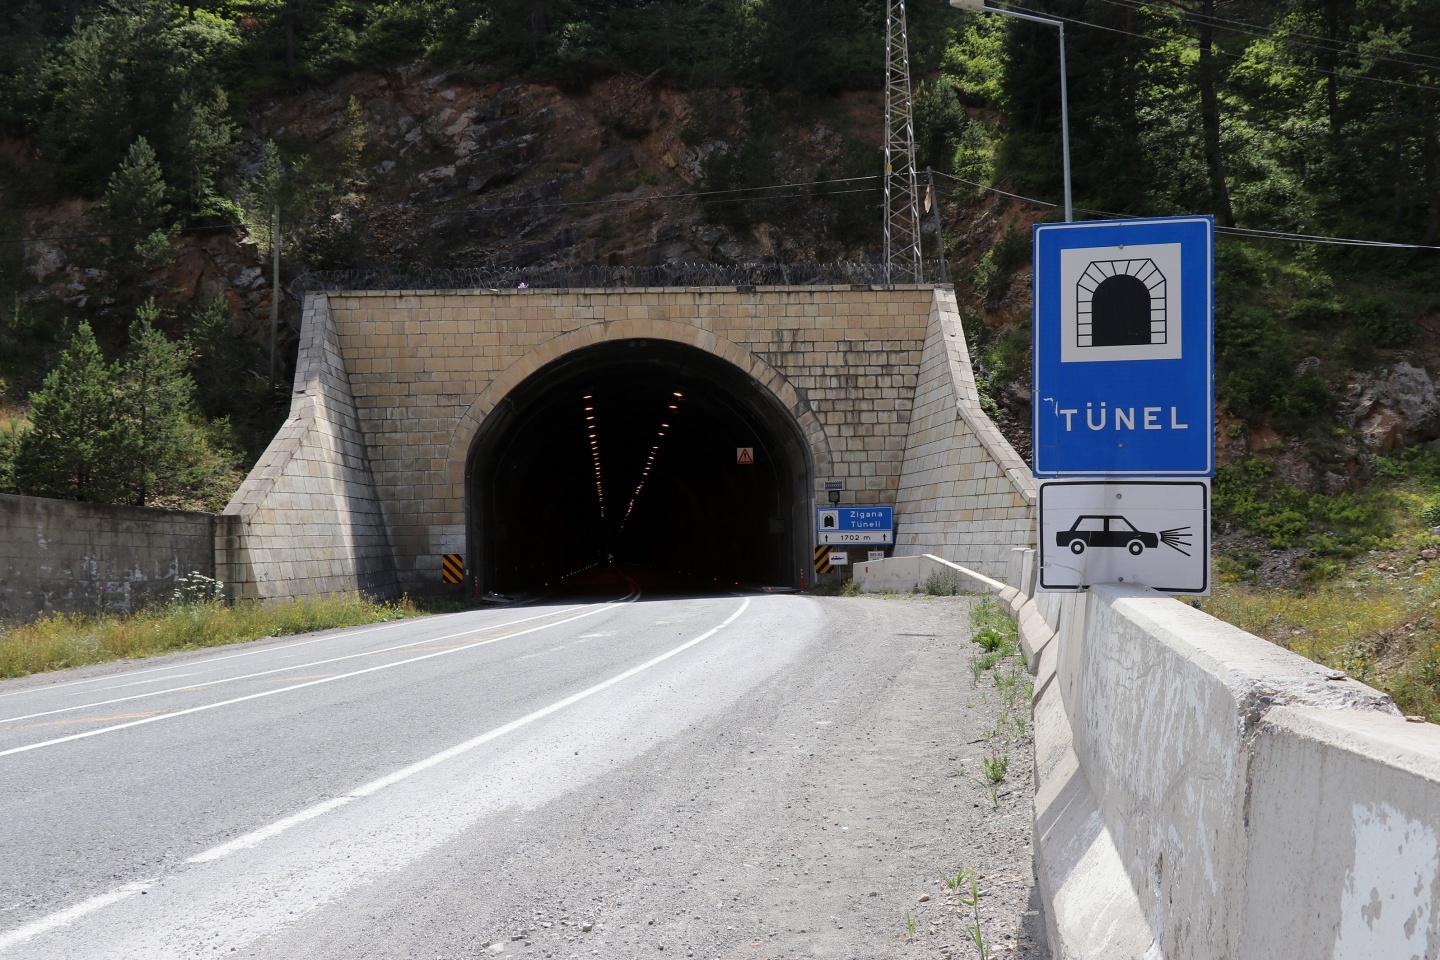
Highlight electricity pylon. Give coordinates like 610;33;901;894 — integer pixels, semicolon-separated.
883;0;923;285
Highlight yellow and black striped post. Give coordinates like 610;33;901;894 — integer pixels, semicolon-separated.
814;545;833;575
441;553;464;584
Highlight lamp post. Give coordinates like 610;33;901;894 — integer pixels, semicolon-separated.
949;0;1072;222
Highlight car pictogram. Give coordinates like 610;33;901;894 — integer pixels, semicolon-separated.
1056;515;1159;556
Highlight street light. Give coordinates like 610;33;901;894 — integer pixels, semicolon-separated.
949;0;1072;222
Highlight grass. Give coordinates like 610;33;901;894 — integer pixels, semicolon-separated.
0;586;420;679
947;868;991;960
966;599;1029;811
1202;449;1440;719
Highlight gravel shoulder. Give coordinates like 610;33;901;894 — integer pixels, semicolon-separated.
257;594;1046;960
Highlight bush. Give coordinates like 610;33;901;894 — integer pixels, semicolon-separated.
1351;296;1417;349
1214;460;1395;556
923;569;960;595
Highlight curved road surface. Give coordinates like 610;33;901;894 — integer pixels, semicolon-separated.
0;572;1042;958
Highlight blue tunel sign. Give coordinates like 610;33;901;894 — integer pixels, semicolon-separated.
1032;216;1214;477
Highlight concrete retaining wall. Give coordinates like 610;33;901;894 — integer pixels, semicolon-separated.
0;494;214;622
852;553;1004;595
992;549;1440;960
218;295;398;601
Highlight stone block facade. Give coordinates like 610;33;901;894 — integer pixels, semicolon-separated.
0;493;215;622
222;285;1036;598
219;295;398;601
894;293;1036;573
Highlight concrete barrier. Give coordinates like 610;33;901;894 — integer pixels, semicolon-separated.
852;553;1005;595
0;493;215;622
986;549;1440;959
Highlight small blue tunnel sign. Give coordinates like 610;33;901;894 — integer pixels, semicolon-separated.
1032;216;1214;477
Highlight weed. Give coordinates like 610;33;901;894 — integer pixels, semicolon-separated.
924;569;960;596
968;654;986;686
973;626;1006;652
970;599;1019;648
952;868;991;960
841;578;862;597
170;572;224;606
983;752;1009;784
902;911;918;942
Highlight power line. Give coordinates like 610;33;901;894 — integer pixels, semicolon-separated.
1081;0;1440;71
0;176;884;246
989;2;1440;95
931;170;1440;251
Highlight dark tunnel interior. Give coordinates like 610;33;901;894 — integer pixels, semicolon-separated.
467;339;812;597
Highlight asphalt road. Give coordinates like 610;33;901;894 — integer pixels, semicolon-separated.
0;576;1043;959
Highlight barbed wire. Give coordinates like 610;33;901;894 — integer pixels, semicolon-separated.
288;260;948;295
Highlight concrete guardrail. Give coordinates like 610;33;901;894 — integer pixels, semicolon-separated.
857;548;1440;959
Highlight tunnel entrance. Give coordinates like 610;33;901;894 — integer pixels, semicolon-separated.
466;339;813;596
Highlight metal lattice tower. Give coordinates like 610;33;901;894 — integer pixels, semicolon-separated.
883;0;923;285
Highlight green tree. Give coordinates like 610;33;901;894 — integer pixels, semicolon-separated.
235;101;367;269
40;0;239;196
166;86;237;211
12;323;133;503
120;300;197;506
99;137;178;276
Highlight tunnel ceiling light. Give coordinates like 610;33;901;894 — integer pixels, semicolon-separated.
673;391;683;397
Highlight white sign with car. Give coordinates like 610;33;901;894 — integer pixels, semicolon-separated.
1038;479;1209;594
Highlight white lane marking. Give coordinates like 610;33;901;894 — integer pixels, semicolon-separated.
0;606;498;702
0;603;623;758
0;878;154;952
92;674;198;692
0;595;748;952
0;606;591;726
189;597;749;864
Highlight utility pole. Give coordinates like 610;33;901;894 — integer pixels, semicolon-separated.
883;0;923;285
269;205;280;391
926;166;948;283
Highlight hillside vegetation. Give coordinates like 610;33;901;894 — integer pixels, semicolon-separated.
2;2;1440;704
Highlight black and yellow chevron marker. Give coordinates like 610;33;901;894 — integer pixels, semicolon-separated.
441;553;464;584
814;545;833;575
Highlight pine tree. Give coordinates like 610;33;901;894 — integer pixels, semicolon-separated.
100;136;177;275
12;324;134;503
120;301;197;506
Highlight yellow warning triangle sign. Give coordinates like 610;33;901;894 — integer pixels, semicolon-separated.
736;447;754;464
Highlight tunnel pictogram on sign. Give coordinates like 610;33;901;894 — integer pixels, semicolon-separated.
441;553;464;584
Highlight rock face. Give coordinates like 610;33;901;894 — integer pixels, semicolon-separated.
9;66;880;346
1347;361;1440;452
